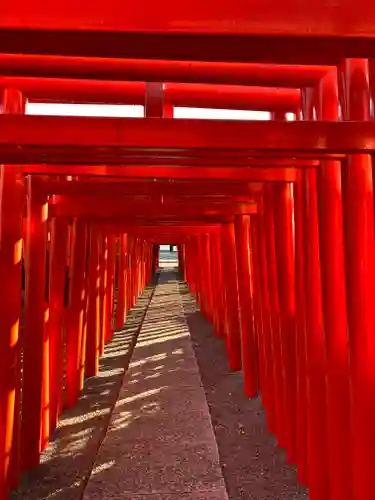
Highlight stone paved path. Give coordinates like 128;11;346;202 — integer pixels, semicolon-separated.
82;270;228;500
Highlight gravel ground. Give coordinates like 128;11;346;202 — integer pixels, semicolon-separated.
178;278;308;500
11;277;157;500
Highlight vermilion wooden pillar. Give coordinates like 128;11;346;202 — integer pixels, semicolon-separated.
209;232;224;336
48;217;68;434
152;244;159;274
116;233;127;329
339;59;375;500
148;243;154;283
139;240;144;291
302;167;329;500
189;237;199;302
66;219;87;408
99;235;108;354
301;87;329;500
220;223;242;371
105;234;116;342
255;199;276;433
250;213;268;413
203;233;214;322
178;244;185;278
273;182;297;463
234;214;259;398
293;170;308;485
22;176;48;471
0;88;25;496
134;238;139;300
182;244;187;281
263;185;285;446
143;242;148;286
270;111;297;460
132;238;141;307
317;70;353;500
196;235;207;315
86;226;101;377
138;240;143;295
128;236;135;309
185;239;193;293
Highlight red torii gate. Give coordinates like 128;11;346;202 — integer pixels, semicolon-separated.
0;5;374;500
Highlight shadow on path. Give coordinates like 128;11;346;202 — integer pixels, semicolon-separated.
178;279;308;500
11;276;158;500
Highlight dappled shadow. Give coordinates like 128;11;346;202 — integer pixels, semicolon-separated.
80;269;227;499
12;268;307;500
178;280;308;500
11;277;158;500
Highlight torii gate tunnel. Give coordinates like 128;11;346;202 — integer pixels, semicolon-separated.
1;2;375;500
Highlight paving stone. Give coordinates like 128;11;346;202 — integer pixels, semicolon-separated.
83;270;228;500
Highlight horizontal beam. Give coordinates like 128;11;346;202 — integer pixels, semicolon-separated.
0;30;375;64
43;179;254;196
3;1;373;36
79;214;235;224
103;223;222;236
0;55;331;87
24;165;298;181
48;196;257;218
0;116;374;160
20;155;319;168
1;78;300;110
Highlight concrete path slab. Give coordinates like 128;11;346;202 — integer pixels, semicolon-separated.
83;270;228;500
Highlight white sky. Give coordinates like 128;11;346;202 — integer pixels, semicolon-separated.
26;102;295;120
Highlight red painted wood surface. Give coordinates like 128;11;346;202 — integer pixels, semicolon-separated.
1;8;375;500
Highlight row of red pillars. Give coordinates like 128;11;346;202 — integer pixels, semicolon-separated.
178;60;375;500
0;87;156;499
